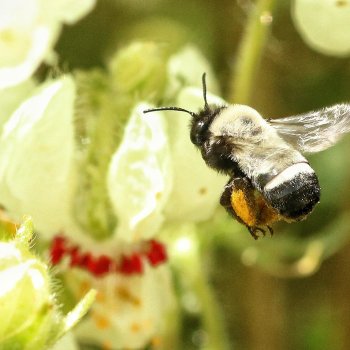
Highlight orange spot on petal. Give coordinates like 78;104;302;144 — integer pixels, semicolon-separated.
130;322;142;333
96;291;106;303
92;313;111;330
151;336;162;347
115;286;141;306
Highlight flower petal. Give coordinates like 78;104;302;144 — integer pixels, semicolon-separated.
71;265;175;349
107;103;172;242
0;79;35;131
0;0;96;88
165;45;220;100
0;76;76;237
51;332;79;350
0;25;53;88
44;0;96;24
163;87;227;222
292;0;350;56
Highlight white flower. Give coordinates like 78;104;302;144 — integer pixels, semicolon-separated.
0;76;76;237
0;0;96;88
108;103;172;242
292;0;350;56
0;44;228;349
107;89;227;241
0;76;177;349
0;79;35;131
163;87;227;222
0;53;228;243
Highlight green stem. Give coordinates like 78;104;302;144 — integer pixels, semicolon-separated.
193;263;230;350
230;0;276;104
74;71;123;240
169;225;229;350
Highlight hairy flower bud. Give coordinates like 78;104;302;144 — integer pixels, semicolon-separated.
0;217;96;349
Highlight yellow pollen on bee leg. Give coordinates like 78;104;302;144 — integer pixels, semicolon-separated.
231;189;257;227
256;195;280;226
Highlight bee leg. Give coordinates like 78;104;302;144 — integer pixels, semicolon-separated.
248;226;266;240
267;225;274;237
220;177;250;225
220;177;264;238
220;179;239;218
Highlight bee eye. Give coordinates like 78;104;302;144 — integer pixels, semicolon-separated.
190;119;207;146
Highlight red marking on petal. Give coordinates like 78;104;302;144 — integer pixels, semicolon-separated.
79;252;94;269
119;254;143;275
53;235;66;246
50;246;65;264
146;240;167;266
50;235;68;264
93;255;113;277
69;246;81;267
49;235;167;277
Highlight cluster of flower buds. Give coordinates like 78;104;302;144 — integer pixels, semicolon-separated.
50;235;168;277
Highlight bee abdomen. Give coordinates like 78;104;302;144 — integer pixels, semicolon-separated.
262;163;320;220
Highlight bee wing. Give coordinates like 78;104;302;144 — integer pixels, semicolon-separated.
269;104;350;153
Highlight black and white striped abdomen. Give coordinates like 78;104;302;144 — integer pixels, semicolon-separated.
262;163;320;220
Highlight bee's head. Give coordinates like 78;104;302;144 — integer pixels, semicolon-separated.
143;73;223;147
189;105;224;146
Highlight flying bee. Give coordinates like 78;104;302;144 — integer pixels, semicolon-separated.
143;74;350;239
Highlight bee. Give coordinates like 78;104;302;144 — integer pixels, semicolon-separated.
143;74;350;239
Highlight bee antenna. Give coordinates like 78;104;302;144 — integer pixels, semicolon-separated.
202;72;209;110
143;106;196;117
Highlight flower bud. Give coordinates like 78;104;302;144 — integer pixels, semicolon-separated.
0;218;96;349
109;42;167;101
293;0;350;56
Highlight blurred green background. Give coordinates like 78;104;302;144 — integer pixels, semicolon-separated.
54;1;350;349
